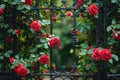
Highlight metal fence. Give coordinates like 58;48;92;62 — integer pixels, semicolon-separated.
0;0;120;80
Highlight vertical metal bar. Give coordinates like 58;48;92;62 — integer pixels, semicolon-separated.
50;0;53;80
103;0;108;80
35;0;41;79
96;0;100;48
73;9;77;66
12;5;17;57
103;0;108;48
95;0;101;80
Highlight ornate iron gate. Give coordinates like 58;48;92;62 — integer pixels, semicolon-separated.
0;0;120;80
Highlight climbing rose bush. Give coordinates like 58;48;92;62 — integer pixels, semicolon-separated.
30;20;42;32
88;4;99;16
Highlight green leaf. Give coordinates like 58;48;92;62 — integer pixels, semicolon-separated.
7;50;13;54
3;0;8;2
0;56;4;60
39;52;44;54
30;28;35;33
109;59;113;64
21;0;25;2
80;43;88;49
31;54;36;58
11;65;15;69
80;51;86;55
88;48;94;54
70;49;74;54
34;57;38;62
111;0;118;3
115;24;120;29
107;26;112;32
37;44;43;48
40;20;50;25
8;29;14;33
112;54;119;61
30;47;37;53
17;5;24;10
44;43;48;49
4;53;10;58
112;19;116;24
23;5;31;10
15;55;19;59
0;4;6;8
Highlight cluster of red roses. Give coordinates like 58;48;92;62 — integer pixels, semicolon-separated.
9;54;49;77
14;64;28;77
91;48;112;61
9;58;28;77
76;0;99;16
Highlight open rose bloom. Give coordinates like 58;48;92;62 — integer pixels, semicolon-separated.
88;4;99;16
30;20;42;32
38;54;49;64
91;48;101;61
49;37;61;48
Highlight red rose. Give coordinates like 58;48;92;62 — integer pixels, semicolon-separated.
0;8;4;15
9;57;15;63
78;0;83;6
112;32;120;40
15;29;21;35
49;37;60;47
30;20;42;32
101;49;112;61
17;67;28;77
38;54;49;64
52;15;58;21
66;11;73;17
14;63;23;73
24;0;33;6
91;48;101;61
7;37;13;43
88;4;99;16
